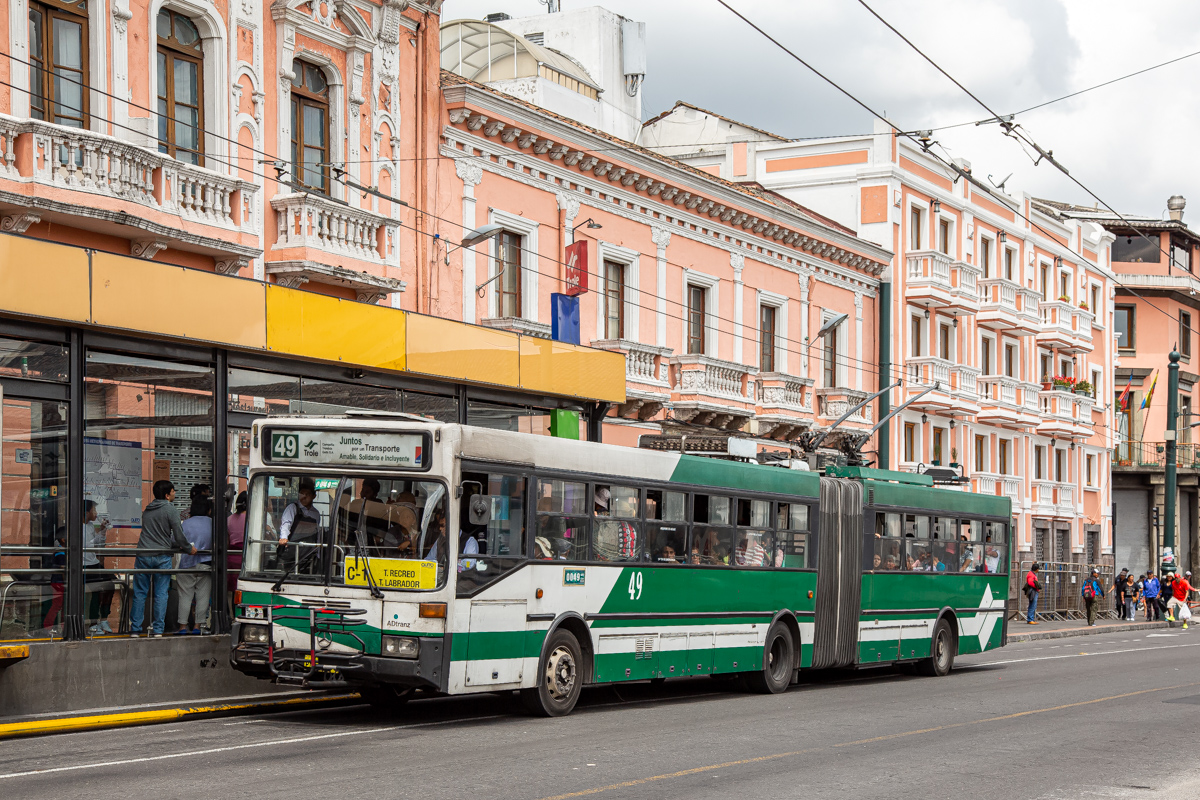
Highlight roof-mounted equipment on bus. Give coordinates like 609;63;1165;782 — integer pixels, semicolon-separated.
638;434;758;460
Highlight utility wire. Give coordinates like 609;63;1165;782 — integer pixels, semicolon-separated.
928;48;1200;133
719;0;1200;346
855;0;1181;276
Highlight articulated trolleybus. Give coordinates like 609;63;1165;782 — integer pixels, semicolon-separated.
231;416;1011;716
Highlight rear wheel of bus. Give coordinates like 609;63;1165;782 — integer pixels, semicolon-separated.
746;622;794;694
523;629;583;717
917;618;955;677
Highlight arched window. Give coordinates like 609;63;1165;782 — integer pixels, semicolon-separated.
290;59;329;192
157;9;204;165
28;0;89;128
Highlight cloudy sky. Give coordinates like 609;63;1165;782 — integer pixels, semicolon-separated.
443;0;1200;218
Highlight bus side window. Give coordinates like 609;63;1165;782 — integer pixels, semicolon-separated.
534;479;589;561
875;512;902;571
776;502;810;568
593;484;641;562
646;489;686;564
929;516;955;573
690;494;733;566
734;499;772;568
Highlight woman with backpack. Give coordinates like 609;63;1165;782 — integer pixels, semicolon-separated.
1024;563;1043;624
1082;568;1105;627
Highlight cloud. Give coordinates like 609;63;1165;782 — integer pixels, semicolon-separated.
443;0;1199;215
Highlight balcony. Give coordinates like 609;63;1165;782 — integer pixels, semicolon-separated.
1036;389;1095;441
905;250;979;313
1036;300;1094;354
903;356;981;415
815;387;872;426
977;278;1041;336
977;376;1040;428
271;192;398;266
1113;441;1200;469
264;260;405;304
974;472;1021;504
755;372;815;441
668;353;755;430
592;339;673;420
0;115;259;262
1032;480;1076;517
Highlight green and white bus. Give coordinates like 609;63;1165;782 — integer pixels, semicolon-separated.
231;416;1011;716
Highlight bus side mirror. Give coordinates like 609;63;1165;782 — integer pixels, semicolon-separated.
469;495;492;526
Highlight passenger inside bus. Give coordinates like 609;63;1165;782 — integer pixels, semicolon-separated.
645;525;684;564
534;480;588;560
592;485;641;562
693;527;732;566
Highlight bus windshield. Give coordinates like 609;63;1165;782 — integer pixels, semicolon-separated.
242;474;450;590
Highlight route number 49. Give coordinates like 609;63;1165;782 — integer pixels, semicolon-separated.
272;433;299;459
627;571;643;600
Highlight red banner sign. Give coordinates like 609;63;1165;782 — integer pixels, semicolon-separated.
564;240;588;296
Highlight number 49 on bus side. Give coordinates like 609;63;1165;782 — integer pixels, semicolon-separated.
628;571;643;600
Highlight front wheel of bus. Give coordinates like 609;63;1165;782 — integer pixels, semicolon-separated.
917;618;955;677
746;623;794;694
523;629;583;717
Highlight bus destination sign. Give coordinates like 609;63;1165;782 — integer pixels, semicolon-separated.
267;430;424;468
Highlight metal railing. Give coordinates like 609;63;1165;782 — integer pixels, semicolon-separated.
1113;441;1200;468
1010;561;1117;621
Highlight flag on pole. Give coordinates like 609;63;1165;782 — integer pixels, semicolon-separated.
1141;370;1159;410
1118;373;1132;411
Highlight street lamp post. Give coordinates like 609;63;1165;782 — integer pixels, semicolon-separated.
1165;350;1180;572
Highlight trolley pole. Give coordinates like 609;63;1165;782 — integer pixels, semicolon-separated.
1165;350;1180;571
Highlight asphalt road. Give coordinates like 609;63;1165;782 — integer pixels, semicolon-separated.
5;628;1200;799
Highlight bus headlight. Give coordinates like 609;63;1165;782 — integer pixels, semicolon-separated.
381;635;419;658
241;624;269;644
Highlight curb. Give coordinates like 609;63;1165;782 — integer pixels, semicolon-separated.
0;692;360;741
1008;621;1171;643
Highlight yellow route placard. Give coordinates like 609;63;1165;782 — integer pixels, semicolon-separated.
344;557;437;590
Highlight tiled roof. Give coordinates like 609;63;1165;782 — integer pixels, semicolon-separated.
641;101;790;142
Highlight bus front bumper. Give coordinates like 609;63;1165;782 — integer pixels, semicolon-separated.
229;621;447;692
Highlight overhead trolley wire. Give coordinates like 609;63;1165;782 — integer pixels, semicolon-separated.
719;0;1200;345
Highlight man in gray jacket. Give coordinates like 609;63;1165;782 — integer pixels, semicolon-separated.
131;480;197;637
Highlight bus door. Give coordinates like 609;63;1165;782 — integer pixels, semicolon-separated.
464;599;527;688
810;477;863;669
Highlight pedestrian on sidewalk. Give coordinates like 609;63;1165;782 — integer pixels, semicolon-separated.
1167;571;1197;630
1123;574;1140;623
131;481;197;638
176;496;213;634
1082;568;1105;627
1024;563;1043;624
1144;571;1162;621
1108;573;1128;623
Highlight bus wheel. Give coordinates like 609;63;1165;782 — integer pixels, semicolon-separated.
522;629;583;717
359;685;413;711
917;619;955;677
746;623;794;694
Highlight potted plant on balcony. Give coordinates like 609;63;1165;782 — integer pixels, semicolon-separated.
1058;294;1071;303
1052;375;1076;391
950;447;959;468
1073;380;1093;396
1079;300;1089;311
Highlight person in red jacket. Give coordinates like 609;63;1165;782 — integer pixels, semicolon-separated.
1167;571;1197;629
1024;563;1043;624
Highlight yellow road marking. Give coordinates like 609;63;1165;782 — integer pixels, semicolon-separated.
536;681;1200;800
0;694;358;740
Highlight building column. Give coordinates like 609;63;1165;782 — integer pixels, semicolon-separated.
651;225;671;348
800;270;814;378
854;291;864;391
456;159;483;323
732;252;745;363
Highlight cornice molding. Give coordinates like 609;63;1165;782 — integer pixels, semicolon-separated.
442;83;890;273
440;138;877;299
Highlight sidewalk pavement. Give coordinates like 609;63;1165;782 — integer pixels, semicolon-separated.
1007;616;1175;643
